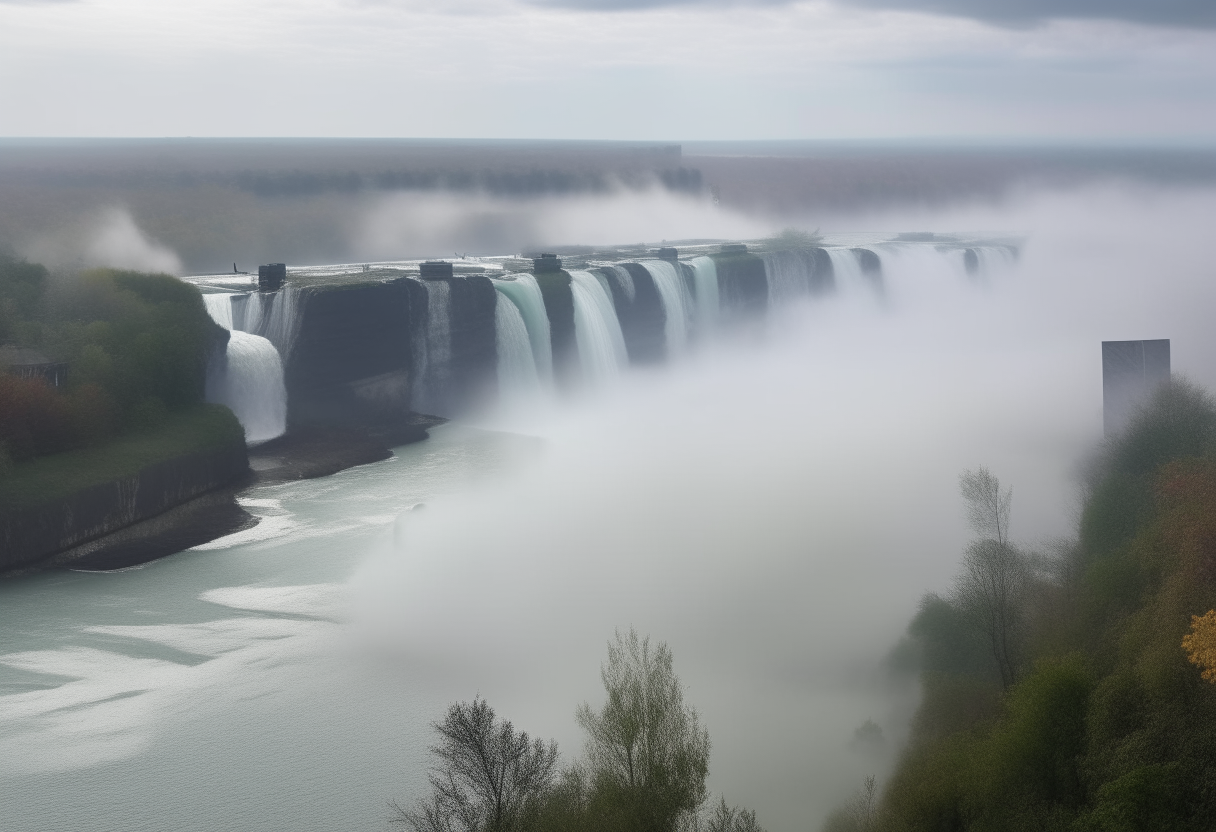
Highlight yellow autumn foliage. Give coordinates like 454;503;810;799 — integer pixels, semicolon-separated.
1182;610;1216;684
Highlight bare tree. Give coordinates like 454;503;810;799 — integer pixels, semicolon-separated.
959;466;1012;546
703;797;765;832
577;628;711;832
392;697;559;832
954;468;1027;689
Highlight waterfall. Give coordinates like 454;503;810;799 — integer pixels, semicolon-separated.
601;264;636;302
413;279;452;415
492;275;553;383
759;250;815;307
961;245;1017;276
202;296;287;445
826;248;871;293
686;256;719;334
233;286;301;360
640;260;690;354
203;293;234;330
260;285;300;359
569;270;627;384
494;292;543;401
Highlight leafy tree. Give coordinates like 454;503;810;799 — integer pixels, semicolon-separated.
576;629;711;832
1182;609;1216;683
392;697;559;832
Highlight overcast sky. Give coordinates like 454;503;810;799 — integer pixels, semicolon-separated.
0;0;1212;141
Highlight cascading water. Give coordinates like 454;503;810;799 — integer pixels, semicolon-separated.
234;286;301;360
203;293;234;330
568;270;628;384
601;264;635;303
491;275;553;383
494;292;543;401
202;293;287;444
760;251;813;307
961;245;1018;277
639;260;690;354
206;331;288;444
686;256;720;335
826;248;870;294
259;286;300;359
413;279;453;415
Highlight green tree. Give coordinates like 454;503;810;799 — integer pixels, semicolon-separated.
576;629;711;832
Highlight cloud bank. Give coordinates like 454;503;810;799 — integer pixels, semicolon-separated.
530;0;1216;28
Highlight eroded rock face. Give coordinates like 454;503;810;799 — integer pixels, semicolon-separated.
711;249;769;326
533;270;579;389
440;274;499;415
283;274;499;423
285;280;419;426
595;263;667;365
0;441;249;571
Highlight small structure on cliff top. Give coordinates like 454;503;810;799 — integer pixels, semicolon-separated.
420;261;455;280
1103;339;1170;437
533;254;563;273
0;346;68;388
258;263;286;291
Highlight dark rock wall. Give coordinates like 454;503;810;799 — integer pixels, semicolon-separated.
710;251;769;325
808;248;836;295
285;280;417;426
440;275;499;414
853;248;883;292
594;264;667;364
0;440;249;571
533;270;579;389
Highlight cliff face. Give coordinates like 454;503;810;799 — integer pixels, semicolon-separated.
598;264;667;365
436;274;498;415
533;270;579;389
0;440;249;571
285;280;418;426
711;250;769;325
281;274;498;423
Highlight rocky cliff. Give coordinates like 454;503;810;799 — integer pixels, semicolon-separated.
0;439;249;571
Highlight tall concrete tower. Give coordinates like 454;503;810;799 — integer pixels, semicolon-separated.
1102;339;1170;437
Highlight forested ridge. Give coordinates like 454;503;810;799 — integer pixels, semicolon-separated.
829;379;1216;831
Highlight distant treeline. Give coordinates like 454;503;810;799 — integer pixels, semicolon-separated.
397;630;761;832
2;166;704;199
0;255;225;470
828;380;1216;831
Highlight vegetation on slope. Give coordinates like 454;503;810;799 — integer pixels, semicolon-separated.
0;253;229;478
395;629;762;832
829;379;1216;832
0;403;243;513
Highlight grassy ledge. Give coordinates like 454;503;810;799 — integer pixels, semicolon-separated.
0;404;244;514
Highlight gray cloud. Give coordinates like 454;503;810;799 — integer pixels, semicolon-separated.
531;0;1216;28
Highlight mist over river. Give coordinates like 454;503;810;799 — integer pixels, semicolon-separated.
3;182;1216;832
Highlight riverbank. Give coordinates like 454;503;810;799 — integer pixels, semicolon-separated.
0;413;445;577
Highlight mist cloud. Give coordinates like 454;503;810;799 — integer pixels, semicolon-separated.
24;207;184;275
84;208;184;274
